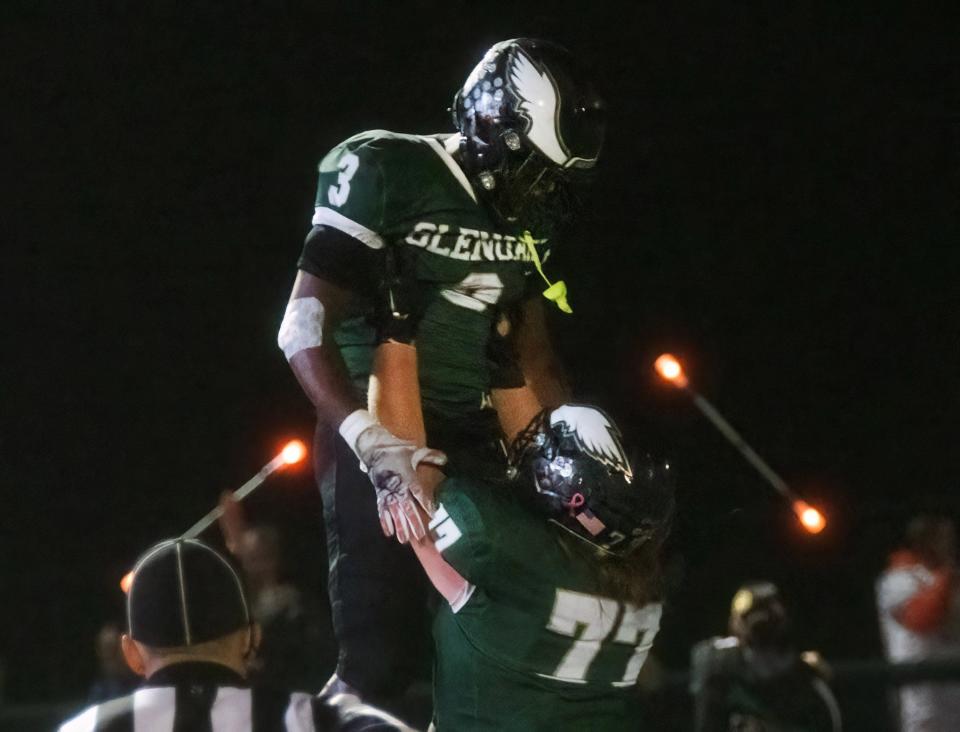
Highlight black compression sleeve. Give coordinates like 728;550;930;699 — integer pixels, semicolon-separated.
297;225;383;297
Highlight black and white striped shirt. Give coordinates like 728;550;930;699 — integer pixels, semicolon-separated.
59;663;414;732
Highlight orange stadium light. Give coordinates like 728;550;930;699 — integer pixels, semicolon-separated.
654;353;689;388
793;500;827;534
281;439;307;465
120;570;134;594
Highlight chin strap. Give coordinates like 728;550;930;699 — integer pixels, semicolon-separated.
520;230;572;314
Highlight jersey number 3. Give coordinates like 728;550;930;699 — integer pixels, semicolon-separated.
328;152;360;207
545;589;662;686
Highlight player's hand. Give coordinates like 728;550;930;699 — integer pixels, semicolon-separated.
354;424;447;543
218;491;248;556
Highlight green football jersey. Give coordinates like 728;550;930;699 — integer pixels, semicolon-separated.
428;478;663;731
307;130;551;447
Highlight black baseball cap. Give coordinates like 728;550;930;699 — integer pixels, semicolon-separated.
127;538;250;648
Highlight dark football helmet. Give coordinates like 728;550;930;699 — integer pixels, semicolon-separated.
509;405;675;557
452;38;606;234
729;582;792;651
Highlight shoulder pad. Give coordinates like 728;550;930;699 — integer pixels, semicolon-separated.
332;129;438;162
691;636;741;684
705;635;742;655
800;650;832;679
315;130;446;239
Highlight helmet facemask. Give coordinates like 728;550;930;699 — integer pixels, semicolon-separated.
485;148;594;234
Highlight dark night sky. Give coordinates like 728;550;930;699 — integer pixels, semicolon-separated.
4;1;958;704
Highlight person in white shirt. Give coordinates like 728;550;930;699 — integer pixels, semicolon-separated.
876;515;960;732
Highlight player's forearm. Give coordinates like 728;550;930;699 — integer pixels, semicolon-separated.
522;358;572;408
410;531;472;608
492;386;543;444
369;341;427;444
515;296;572;407
288;345;364;428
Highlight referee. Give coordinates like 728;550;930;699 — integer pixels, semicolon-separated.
59;538;415;731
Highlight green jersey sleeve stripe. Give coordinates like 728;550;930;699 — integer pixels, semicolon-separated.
420;136;478;203
311;206;385;249
449;583;476;614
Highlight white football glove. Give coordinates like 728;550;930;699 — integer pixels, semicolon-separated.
356;425;447;543
341;411;446;543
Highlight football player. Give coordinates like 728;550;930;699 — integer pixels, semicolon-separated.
278;38;606;702
409;404;675;730
690;582;842;732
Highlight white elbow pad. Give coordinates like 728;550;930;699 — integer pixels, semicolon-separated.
277;296;325;361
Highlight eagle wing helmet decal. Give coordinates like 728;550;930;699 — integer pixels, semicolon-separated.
549;405;633;479
508;48;571;167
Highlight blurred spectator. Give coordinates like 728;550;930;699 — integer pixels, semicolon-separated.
59;538;413;731
220;495;337;690
876;515;960;732
240;525;336;689
87;622;138;703
691;581;842;731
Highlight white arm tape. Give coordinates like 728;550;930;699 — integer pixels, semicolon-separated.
277;296;325;361
338;408;379;459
